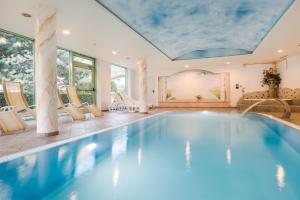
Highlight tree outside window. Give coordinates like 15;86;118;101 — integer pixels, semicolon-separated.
111;65;127;94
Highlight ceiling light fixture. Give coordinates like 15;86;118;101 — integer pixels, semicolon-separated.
184;64;189;68
136;61;140;65
63;30;70;35
112;51;117;55
0;37;7;44
226;61;231;65
21;13;32;18
277;49;284;53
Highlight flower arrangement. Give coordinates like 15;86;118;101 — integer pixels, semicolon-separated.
261;67;281;98
262;67;281;87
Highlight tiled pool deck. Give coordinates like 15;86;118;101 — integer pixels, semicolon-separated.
1;108;300;159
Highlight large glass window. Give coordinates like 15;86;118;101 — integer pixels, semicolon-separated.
111;65;127;94
73;54;96;105
0;30;34;107
0;28;97;107
56;48;71;103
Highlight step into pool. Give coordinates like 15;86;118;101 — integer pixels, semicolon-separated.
1;111;300;200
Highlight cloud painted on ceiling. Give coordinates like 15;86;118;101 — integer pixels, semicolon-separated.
96;0;294;60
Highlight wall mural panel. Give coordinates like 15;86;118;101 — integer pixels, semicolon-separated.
158;69;230;103
96;0;294;60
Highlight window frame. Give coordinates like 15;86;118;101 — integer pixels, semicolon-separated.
71;52;96;104
0;27;36;105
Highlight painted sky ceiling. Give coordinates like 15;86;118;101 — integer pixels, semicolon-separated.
96;0;294;60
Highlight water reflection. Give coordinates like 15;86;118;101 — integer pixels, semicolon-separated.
185;141;191;169
112;127;128;160
69;191;78;200
75;143;97;177
276;164;286;191
18;154;37;181
58;146;68;161
137;148;142;167
226;148;232;166
113;166;120;187
0;180;11;199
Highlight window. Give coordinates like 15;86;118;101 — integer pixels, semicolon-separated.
73;55;94;66
56;48;71;103
73;54;96;105
0;30;34;107
111;65;127;94
0;28;97;107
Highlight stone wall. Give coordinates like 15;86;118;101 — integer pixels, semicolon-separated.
237;88;300;111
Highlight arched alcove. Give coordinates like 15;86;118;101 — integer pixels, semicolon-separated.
158;69;230;107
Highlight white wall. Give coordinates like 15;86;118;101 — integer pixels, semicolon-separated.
96;54;300;109
128;69;139;100
96;59;111;110
145;54;300;107
277;54;300;89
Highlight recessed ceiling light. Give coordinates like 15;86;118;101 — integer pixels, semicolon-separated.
112;51;117;55
277;49;283;53
136;61;140;65
226;61;231;65
63;30;70;35
0;37;7;44
21;13;32;18
184;64;189;68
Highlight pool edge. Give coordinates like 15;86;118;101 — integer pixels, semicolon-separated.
255;112;300;132
0;111;170;164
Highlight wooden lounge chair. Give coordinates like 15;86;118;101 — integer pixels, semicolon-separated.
0;106;27;135
66;86;103;117
56;92;86;121
3;81;36;119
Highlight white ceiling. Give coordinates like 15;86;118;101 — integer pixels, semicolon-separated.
0;0;300;69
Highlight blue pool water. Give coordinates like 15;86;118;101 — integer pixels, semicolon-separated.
1;111;300;200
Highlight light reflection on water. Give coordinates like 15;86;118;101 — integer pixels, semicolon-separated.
18;154;37;181
112;127;128;161
276;164;286;191
185;141;191;169
69;191;78;200
113;166;120;187
226;148;232;166
75;143;97;177
137;148;142;167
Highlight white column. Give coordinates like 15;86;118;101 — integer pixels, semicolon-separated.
35;4;59;136
99;60;111;110
138;59;148;113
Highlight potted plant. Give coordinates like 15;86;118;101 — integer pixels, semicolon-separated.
261;67;281;98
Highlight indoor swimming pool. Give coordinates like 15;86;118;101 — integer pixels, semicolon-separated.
1;111;300;200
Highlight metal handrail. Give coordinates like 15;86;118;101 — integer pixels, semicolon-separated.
241;98;291;119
